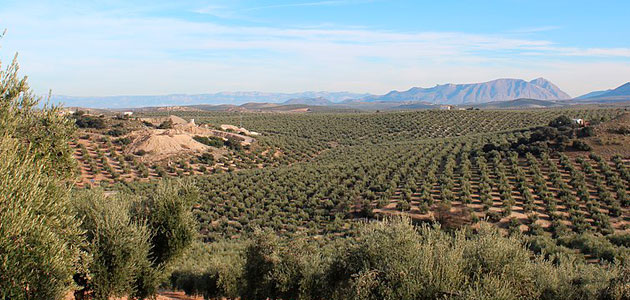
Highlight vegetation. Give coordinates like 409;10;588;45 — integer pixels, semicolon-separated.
3;45;630;300
0;54;85;299
1;53;195;299
170;218;630;300
72;111;107;129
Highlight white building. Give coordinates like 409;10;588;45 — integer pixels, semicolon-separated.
572;118;584;126
123;111;134;117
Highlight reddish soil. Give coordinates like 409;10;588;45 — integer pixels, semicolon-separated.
65;291;202;300
374;154;630;235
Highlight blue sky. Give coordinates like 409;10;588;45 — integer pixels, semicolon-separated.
0;0;629;98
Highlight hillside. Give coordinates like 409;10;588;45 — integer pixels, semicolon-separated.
577;82;630;100
282;97;333;106
363;78;571;104
471;98;563;109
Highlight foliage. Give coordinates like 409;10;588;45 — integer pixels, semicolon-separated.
73;112;107;129
194;135;225;148
158;119;174;129
0;54;84;299
72;190;152;300
133;180;198;267
71;180;198;300
173;218;624;300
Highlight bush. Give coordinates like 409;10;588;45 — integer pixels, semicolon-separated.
114;136;132;145
133;180;198;268
572;140;592;151
73;113;106;129
170;241;245;299
106;128;128;137
135;149;148;156
169;218;626;300
194;135;225;148
225;137;243;151
549;115;576;128
198;152;216;164
0;55;83;299
158;119;174;129
609;126;630;135
72;191;152;300
578;126;595;137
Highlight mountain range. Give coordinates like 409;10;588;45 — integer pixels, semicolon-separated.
359;78;570;105
53;78;630;109
576;82;630;100
53;91;370;109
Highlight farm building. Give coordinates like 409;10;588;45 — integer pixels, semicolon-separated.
572;118;584;126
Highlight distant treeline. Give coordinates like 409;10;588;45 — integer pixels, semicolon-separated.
481;115;596;155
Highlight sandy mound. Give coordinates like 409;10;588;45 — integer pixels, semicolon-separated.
176;123;215;135
141;115;189;127
126;129;208;161
123;117;257;162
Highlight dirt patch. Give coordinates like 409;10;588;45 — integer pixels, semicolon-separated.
581;112;630;158
65;291;201;300
141;115;189;127
126;129;209;162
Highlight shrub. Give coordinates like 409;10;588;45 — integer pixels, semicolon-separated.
114;136;132;145
198;152;216;164
0;55;83;299
549;115;576;128
135;149;148;156
72;191;152;300
572;140;592;151
577;126;595;137
73;114;106;129
194;135;225;148
609;126;630;135
158;119;174;129
106;128;128;137
132;180;198;269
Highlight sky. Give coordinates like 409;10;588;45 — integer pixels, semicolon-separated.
0;0;629;98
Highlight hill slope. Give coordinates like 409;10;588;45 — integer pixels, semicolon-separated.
364;78;570;105
596;82;630;98
472;98;563;109
282;97;333;106
575;82;630;101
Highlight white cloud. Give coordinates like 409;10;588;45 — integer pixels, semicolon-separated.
0;2;628;97
245;0;378;10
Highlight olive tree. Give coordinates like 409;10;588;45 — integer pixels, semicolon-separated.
0;53;83;299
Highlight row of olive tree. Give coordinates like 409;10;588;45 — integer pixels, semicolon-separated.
171;217;630;300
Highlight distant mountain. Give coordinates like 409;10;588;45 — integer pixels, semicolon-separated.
389;102;437;110
576;82;630;100
575;90;612;99
362;78;571;105
52;78;576;108
282;97;333;106
52;91;371;108
596;82;630;98
471;98;564;109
